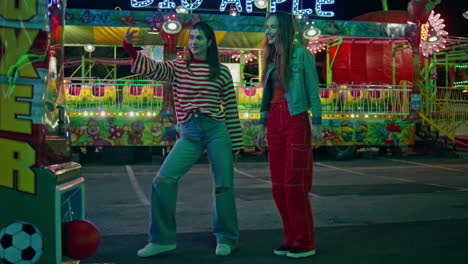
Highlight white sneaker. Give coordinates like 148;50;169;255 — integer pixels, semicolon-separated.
137;243;176;257
215;243;234;256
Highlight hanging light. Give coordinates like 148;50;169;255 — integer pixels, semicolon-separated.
463;11;468;19
162;20;182;34
425;24;442;44
162;12;182;34
303;27;321;39
427;34;440;44
176;5;188;14
254;0;268;9
84;44;95;52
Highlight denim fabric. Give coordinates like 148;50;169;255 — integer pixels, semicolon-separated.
260;45;322;126
148;113;239;247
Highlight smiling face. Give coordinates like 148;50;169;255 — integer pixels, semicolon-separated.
189;29;211;60
264;15;279;45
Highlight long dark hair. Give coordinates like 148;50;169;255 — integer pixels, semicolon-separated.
261;12;296;89
185;22;220;80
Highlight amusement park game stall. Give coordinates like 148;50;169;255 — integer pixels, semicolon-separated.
61;1;467;161
1;1;100;264
60;5;419;161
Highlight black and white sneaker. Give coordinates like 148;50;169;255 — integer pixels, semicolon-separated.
273;245;293;256
286;247;316;258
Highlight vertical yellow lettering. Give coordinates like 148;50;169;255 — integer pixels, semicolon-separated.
0;138;36;194
0;0;37;21
0;83;33;134
0;28;40;78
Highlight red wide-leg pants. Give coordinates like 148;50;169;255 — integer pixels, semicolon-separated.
266;102;315;250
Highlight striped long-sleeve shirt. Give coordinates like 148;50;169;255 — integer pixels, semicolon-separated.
131;52;244;150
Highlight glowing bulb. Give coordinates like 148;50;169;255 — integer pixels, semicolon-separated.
254;0;267;9
176;5;188;13
162;20;182;34
84;45;95;52
303;28;321;39
428;36;440;43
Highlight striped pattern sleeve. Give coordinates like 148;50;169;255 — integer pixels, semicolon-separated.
131;52;175;83
219;65;244;151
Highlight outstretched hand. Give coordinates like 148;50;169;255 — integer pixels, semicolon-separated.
125;26;139;45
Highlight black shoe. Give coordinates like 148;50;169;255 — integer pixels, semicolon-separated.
286;247;316;258
273;245;293;256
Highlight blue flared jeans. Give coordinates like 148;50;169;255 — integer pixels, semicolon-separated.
148;112;239;247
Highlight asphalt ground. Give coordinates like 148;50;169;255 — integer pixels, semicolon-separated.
79;152;468;264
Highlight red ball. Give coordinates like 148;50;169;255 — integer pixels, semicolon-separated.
63;219;101;260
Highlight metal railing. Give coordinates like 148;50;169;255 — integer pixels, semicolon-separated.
420;86;468;140
65;78;414;119
234;82;412;118
65;78;165;111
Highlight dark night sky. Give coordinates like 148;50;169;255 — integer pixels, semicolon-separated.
66;0;467;37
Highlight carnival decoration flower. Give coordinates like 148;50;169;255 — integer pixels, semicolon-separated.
419;10;448;57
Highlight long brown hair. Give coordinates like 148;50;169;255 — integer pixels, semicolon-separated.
185;22;221;80
261;12;296;89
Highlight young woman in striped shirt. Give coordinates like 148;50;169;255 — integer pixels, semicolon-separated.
123;22;243;257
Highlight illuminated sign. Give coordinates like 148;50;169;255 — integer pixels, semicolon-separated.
0;0;39;195
130;0;335;17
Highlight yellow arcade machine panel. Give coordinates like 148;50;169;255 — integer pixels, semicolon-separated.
0;0;99;263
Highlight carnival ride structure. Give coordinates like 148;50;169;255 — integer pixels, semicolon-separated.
61;6;467;160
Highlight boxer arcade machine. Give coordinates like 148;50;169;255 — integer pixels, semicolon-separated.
0;1;99;264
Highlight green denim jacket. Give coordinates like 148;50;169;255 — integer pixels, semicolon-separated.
259;45;322;125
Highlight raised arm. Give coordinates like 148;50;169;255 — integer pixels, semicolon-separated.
123;26;175;83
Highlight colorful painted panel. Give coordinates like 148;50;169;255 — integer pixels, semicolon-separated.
69;114;178;147
239;119;415;148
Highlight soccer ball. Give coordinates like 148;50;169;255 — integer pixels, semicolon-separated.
0;221;43;264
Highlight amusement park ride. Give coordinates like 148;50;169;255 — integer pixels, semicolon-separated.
0;1;466;262
61;0;467;162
